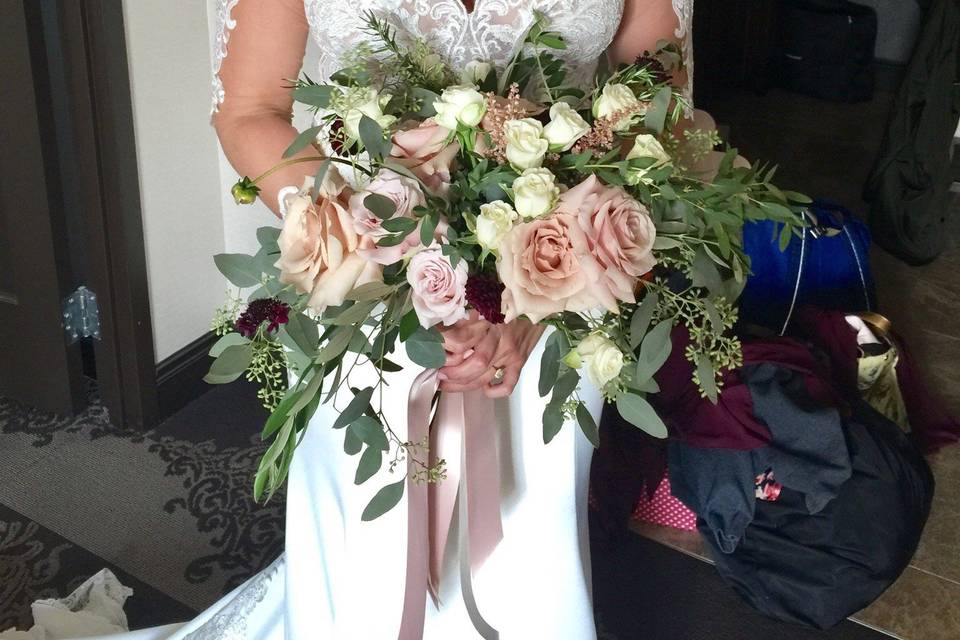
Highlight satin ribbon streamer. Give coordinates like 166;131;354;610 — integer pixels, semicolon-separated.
398;369;503;640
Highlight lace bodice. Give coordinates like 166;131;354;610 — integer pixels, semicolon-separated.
211;0;694;112
305;0;623;90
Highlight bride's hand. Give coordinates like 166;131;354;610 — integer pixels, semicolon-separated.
483;319;545;398
437;312;499;392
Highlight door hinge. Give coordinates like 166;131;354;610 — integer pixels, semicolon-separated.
63;286;101;342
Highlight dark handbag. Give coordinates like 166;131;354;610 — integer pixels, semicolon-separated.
776;0;878;102
739;200;877;333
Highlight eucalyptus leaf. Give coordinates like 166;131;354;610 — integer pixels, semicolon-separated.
696;354;720;404
542;402;565;445
352;415;389;452
329;300;378;327
347;281;396;301
635;320;673;385
261;387;303;439
292;84;335;107
344;425;363;455
209;333;250;358
204;344;254;384
406;337;446;369
643;86;672;134
333;387;374;429
315;326;354;364
358;115;391;158
361;480;405;521
355;446;383;485
616;393;668;439
576;403;600;448
691;248;723;295
629;293;659;350
214;253;262;288
538;333;562;397
284;312;320;356
283;125;323;159
256;226;281;252
552;369;581;405
364;193;397;220
653;236;683;250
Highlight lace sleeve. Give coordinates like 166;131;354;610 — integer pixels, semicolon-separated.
211;0;240;115
672;0;695;111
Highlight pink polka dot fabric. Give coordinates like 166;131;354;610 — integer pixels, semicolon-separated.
632;475;698;531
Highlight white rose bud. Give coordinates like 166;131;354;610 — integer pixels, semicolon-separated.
503;118;549;171
576;333;625;388
542;102;590;152
461;60;493;86
625;134;672;185
343;87;397;141
592;83;642;132
512;168;560;219
433;84;488;130
476;201;519;252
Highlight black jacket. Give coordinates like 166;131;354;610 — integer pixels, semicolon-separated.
864;0;960;264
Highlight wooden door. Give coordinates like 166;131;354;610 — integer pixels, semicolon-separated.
0;0;85;415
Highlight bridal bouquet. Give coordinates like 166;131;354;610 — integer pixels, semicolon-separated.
209;13;806;518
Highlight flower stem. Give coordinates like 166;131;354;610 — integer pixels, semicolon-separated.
251;155;372;185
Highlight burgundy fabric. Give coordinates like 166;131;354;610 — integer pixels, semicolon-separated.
649;326;840;450
793;307;960;453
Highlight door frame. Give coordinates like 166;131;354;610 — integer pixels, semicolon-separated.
52;0;159;430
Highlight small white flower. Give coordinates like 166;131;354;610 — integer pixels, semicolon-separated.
503;118;549;170
433;84;488;130
625;134;672;185
592;83;642;132
476;201;519;251
461;60;493;86
512;168;560;219
576;333;625;388
542;102;590;152
342;87;397;141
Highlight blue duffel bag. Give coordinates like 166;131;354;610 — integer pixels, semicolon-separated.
739;200;877;333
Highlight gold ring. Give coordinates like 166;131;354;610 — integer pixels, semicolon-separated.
490;367;506;385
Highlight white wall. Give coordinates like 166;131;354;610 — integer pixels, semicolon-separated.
123;1;320;361
122;0;228;362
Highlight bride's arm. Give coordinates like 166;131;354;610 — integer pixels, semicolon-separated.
212;0;320;217
607;0;689;88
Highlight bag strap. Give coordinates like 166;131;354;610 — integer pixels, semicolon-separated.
780;213;809;336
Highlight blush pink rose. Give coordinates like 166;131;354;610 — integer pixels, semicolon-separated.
555;175;657;303
276;174;383;312
496;214;618;324
390;120;460;195
407;246;469;327
348;169;431;265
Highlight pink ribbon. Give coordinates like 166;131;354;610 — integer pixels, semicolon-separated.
398;370;503;640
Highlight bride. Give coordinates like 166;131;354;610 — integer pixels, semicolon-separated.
24;1;694;639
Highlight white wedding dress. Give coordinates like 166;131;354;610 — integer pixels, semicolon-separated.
10;2;695;639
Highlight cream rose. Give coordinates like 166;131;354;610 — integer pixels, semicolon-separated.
342;87;397;141
504;118;549;170
576;333;625;388
407;246;469;328
276;174;382;312
497;214;617;323
476;201;519;252
348;170;428;264
555;175;657;303
625;134;672;185
390;120;460;195
592;83;642;132
460;60;493;85
512;168;560;219
433;84;487;130
542;102;590;151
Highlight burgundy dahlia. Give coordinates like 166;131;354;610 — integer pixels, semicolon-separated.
465;274;506;324
635;53;670;85
328;117;347;156
236;298;291;338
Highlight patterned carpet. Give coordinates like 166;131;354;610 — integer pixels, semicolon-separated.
0;380;283;630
